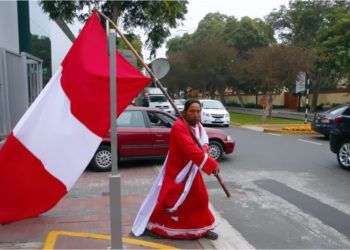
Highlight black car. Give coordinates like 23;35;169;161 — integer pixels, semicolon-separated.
312;104;350;137
329;106;350;170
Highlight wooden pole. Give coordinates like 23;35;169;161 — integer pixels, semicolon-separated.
96;9;230;198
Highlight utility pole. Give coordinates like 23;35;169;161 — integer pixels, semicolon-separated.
107;26;123;249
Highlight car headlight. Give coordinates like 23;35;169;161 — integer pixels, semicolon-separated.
203;112;210;117
224;113;229;118
226;135;232;141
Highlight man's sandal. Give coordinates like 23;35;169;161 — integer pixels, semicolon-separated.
203;230;218;240
143;229;164;239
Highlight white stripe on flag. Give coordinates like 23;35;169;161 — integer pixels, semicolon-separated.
13;67;102;190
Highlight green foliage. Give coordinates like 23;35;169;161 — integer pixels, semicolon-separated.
223;16;275;55
165;40;238;101
116;34;143;68
266;0;333;49
192;12;227;42
31;35;51;85
316;5;350;79
243;46;315;92
166;33;193;54
39;0;188;58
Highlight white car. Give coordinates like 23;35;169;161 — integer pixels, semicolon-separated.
149;95;174;114
200;99;230;127
174;99;186;112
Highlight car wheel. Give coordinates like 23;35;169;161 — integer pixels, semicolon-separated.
209;140;224;162
91;145;112;172
337;140;350;170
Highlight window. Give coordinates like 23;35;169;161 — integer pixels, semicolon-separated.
149;95;167;102
201;101;225;109
117;111;145;128
147;112;175;128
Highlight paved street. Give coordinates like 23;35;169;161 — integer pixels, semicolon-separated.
205;125;350;249
2;124;350;249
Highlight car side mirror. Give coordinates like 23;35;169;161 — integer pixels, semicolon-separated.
166;122;172;128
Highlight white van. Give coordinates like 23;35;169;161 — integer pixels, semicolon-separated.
199;99;230;127
142;87;174;114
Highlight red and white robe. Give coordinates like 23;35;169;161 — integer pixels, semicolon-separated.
132;118;218;238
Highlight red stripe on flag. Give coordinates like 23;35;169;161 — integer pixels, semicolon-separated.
0;133;67;224
61;12;151;137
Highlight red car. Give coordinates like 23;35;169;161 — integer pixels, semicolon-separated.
89;107;235;171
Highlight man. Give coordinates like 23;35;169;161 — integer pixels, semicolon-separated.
142;92;150;107
132;99;219;240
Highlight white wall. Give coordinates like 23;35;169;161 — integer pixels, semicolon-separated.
0;1;19;53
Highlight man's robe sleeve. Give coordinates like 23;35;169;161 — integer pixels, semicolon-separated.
173;122;218;175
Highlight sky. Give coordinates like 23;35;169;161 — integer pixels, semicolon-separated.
29;0;290;69
144;0;290;60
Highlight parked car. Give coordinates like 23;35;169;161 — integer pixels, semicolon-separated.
89;107;235;171
329;106;350;170
199;99;230;127
174;99;186;112
312;104;350;137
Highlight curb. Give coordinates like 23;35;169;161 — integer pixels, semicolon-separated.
263;129;320;135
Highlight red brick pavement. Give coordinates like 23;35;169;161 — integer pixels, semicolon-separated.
0;161;213;249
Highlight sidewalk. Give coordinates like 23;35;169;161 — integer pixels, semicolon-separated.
0;161;216;249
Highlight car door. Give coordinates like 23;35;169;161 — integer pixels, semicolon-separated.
117;110;154;157
145;111;176;156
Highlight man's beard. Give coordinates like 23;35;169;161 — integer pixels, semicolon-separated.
187;119;197;127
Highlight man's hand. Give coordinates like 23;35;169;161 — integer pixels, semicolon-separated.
202;144;210;153
212;167;220;175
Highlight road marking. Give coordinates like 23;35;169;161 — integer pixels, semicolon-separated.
267;133;282;136
208;203;255;249
297;139;322;145
43;230;179;249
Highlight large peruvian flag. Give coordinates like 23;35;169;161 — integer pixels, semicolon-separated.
0;12;151;224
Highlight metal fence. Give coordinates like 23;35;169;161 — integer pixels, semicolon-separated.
0;48;43;137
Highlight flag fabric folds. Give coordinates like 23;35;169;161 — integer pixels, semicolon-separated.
0;12;151;224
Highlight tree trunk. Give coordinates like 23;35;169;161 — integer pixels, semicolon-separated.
219;89;225;104
236;90;245;107
261;91;273;123
111;1;122;25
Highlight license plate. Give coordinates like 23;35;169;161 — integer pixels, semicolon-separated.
215;118;221;122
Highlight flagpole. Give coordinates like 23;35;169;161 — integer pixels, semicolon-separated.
95;9;231;198
107;26;123;249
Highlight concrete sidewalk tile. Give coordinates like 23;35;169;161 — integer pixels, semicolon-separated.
0;165;215;249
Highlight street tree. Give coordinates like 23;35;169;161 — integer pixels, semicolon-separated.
223;16;275;56
185;40;237;102
244;46;314;122
266;0;347;111
316;4;350;87
163;50;194;98
192;12;227;42
166;33;193;54
39;0;188;57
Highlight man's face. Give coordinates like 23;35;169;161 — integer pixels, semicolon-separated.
144;93;149;98
183;103;201;126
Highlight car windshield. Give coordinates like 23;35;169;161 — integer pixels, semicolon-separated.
202;101;225;109
150;95;167;102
